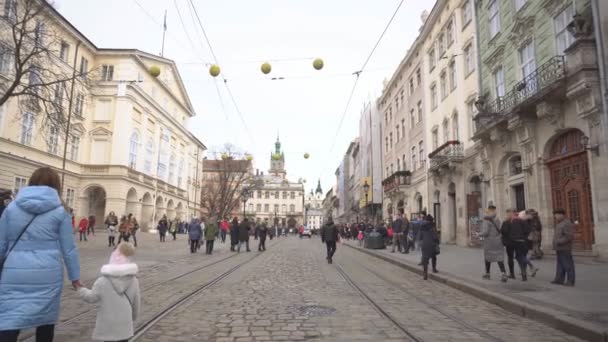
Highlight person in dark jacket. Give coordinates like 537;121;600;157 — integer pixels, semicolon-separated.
0;188;11;219
391;214;404;253
419;215;439;280
87;215;96;236
551;208;575;286
204;217;218;255
157;215;168;242
238;218;251;252
257;220;269;251
320;217;339;264
230;217;239;252
502;210;531;281
188;217;202;253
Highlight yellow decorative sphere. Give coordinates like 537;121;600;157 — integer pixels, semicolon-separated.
261;62;272;74
313;58;324;70
246;155;254;161
303;153;310;159
272;153;281;161
209;64;221;77
221;153;229;160
149;66;161;77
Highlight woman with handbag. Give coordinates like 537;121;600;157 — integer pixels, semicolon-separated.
419;214;439;280
479;206;508;282
0;167;81;341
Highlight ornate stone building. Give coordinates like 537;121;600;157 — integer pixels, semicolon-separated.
246;138;305;228
472;0;608;256
0;1;206;231
305;180;324;231
378;10;428;222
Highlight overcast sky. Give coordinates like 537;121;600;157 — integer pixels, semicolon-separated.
55;0;434;194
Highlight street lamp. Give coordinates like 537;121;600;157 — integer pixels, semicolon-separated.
241;188;251;219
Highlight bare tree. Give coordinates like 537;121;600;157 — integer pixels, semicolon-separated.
200;144;253;219
0;0;92;136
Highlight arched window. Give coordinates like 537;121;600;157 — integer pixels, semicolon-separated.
168;153;176;185
144;139;154;174
290;204;295;213
177;158;184;188
509;155;523;176
452;113;459;141
129;131;139;169
157;128;170;179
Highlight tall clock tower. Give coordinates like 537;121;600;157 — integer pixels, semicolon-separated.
269;136;286;179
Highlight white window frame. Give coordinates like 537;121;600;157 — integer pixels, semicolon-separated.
417;101;423;123
101;65;114;81
554;4;575;56
432;129;438;150
70;135;80;161
129;131;139;169
462;0;472;26
431;84;438;109
419;141;425;169
411;146;417;171
59;41;70;62
0;43;12;75
438;33;446;57
440;71;448;99
13;176;27;196
489;0;501;39
493;66;505;98
453;114;460;141
429;49;436;71
65;188;75;209
514;0;527;12
21;112;34;145
144;139;154;174
4;0;17;23
47;124;59;154
74;92;84;116
443;120;450;143
449;61;457;91
464;44;475;75
519;41;536;79
446;18;455;46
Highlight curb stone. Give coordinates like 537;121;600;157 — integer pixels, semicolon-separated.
344;243;608;342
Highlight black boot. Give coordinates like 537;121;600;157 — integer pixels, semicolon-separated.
522;271;528;281
423;265;428;280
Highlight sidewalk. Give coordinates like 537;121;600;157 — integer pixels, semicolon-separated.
344;240;608;342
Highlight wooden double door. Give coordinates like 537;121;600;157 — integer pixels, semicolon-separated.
547;130;594;250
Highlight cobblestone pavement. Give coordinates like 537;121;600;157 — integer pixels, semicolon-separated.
135;237;583;342
18;232;279;341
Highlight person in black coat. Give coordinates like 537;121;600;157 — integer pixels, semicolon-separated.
320;217;339;264
419;215;439;280
238;218;251;252
230;217;239;252
257;220;269;251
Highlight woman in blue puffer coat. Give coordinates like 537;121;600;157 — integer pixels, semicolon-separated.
0;167;81;341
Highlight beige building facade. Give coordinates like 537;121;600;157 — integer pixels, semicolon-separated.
0;1;206;231
423;0;479;245
379;12;428;221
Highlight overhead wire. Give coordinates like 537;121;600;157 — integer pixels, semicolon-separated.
187;0;255;143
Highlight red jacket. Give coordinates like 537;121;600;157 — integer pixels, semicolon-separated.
220;220;229;232
78;218;88;232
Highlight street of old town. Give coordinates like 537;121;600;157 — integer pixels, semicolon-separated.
16;232;584;342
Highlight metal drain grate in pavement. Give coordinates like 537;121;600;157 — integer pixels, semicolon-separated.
287;304;337;317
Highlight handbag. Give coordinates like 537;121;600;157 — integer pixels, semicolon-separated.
434;244;441;255
0;214;40;281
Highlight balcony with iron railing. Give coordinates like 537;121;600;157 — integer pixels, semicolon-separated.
473;56;566;137
428;140;464;172
382;170;412;193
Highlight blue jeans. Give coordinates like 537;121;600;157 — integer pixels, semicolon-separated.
554;250;575;285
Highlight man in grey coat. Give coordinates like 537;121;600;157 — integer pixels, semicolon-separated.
551;208;575;286
479;205;508;282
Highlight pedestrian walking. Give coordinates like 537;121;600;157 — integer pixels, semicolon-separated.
157;215;168;242
105;212;118;247
0;167;82;341
419;214;439;280
320;217;339;264
220;218;229;243
391;214;404;253
257;220;269;251
237;218;251;252
127;214;138;247
170;218;178;241
78;216;89;242
502;211;532;281
479;206;508;282
230;217;239;252
77;242;140;342
118;216;132;244
188;217;202;253
527;209;544;259
205;217;218;255
520;211;540;277
87;215;96;236
0;188;12;219
551;208;576;286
